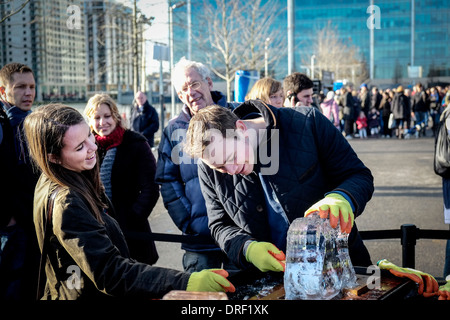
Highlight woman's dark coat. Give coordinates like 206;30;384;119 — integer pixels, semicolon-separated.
98;130;159;264
33;175;189;300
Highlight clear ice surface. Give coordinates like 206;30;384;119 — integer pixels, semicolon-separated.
284;212;357;300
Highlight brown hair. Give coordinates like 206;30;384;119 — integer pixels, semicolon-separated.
0;62;34;87
84;93;126;132
245;77;283;104
282;72;313;96
185;105;238;159
24;104;106;223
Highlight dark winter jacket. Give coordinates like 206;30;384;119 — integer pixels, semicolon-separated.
360;91;371;114
97;130;159;265
412;90;429;113
0;107;18;227
131;101;159;147
392;92;410;120
4;106;39;233
198;100;374;270
33;174;189;300
155;91;238;252
340;91;355;120
371;92;382;110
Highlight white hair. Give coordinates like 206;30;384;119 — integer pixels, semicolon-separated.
171;57;211;92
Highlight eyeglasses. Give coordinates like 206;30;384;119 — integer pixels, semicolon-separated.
180;81;202;94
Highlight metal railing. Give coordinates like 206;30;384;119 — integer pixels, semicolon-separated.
125;224;450;269
360;224;450;269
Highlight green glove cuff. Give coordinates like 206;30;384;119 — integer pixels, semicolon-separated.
439;279;450;292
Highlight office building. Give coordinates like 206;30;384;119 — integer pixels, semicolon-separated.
172;0;450;87
0;0;87;101
0;0;145;102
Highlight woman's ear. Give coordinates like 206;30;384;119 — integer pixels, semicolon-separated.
48;154;60;164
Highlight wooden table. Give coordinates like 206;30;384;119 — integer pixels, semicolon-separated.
162;268;418;300
228;267;416;300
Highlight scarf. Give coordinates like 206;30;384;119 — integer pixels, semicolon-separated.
95;126;125;150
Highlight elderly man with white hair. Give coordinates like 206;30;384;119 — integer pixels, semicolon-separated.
155;57;239;273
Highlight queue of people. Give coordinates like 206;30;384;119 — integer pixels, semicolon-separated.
315;83;450;140
1;59;449;301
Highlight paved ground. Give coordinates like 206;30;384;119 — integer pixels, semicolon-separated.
149;133;448;278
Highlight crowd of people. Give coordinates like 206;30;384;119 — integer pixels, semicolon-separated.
1;59;449;301
314;82;450;140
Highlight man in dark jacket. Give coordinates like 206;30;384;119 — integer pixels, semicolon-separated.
185;100;374;273
359;84;371;117
391;86;411;139
371;87;382;110
155;57;239;273
130;91;159;147
339;85;356;139
412;83;429;137
0;63;39;300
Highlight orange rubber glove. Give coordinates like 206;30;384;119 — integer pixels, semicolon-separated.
187;269;236;293
378;259;439;298
438;279;450;300
245;241;286;272
305;193;354;234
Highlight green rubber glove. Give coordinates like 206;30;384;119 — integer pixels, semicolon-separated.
245;241;285;272
305;193;354;234
438;280;450;300
186;269;235;293
377;259;439;298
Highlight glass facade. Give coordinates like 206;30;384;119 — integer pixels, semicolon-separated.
172;0;450;85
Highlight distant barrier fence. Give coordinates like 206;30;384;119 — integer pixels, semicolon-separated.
124;224;450;269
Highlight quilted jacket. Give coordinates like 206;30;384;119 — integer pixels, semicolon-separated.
198;100;374;270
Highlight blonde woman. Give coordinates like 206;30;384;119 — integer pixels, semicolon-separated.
84;93;160;264
246;77;284;108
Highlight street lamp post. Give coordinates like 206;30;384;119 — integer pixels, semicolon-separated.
169;1;185;119
310;54;316;79
265;37;270;77
287;0;295;74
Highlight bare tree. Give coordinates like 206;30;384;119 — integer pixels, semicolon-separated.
199;0;287;99
199;0;241;99
238;0;286;75
0;0;30;24
303;21;368;85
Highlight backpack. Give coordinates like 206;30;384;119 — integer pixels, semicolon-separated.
434;107;450;178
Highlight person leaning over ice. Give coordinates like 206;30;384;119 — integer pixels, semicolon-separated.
24;104;234;300
184;100;374;273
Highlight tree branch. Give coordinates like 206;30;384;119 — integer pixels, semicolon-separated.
0;0;30;24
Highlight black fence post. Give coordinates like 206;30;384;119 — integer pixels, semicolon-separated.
401;224;417;269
